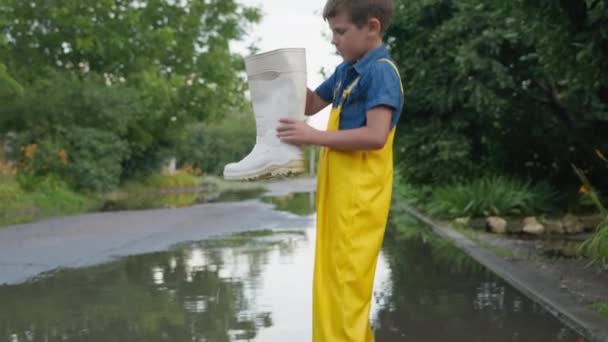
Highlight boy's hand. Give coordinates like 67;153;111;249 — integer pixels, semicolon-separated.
277;118;319;146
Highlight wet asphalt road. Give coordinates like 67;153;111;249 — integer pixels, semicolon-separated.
0;178;316;285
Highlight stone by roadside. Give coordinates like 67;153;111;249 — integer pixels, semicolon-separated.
400;204;608;342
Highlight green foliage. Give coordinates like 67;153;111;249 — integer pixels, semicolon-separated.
593;302;608;318
4;71;133;192
145;172;202;189
1;70;139;134
397;118;476;185
392;170;432;208
388;0;608;189
0;177;35;226
0;0;260;190
66;127;129;192
25;175;93;213
0;63;22;100
0;175;95;227
261;193;315;216
176;115;256;176
574;165;608;262
424;175;556;218
1;0;259;122
0;175;24;202
580;220;608;263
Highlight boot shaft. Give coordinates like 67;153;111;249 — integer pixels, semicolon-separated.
245;48;307;144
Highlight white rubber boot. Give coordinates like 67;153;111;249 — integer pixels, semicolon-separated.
223;48;307;181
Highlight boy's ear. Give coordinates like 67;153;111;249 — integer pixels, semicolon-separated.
367;18;382;35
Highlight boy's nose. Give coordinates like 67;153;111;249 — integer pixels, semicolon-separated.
331;35;338;46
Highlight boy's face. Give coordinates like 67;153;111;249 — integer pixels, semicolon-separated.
328;12;376;63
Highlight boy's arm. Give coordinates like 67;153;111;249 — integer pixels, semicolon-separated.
314;106;392;150
305;88;330;116
278;106;393;151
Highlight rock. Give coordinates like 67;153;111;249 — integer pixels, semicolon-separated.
522;216;545;235
506;218;523;234
542;218;565;235
453;217;470;226
469;218;487;231
562;214;584;234
486;216;507;234
579;214;605;232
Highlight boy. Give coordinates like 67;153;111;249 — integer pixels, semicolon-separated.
276;0;403;341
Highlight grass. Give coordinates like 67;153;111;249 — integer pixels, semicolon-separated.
144;171;203;189
573;165;608;263
592;302;608;318
579;219;608;264
0;170;208;227
0;175;98;227
422;175;556;218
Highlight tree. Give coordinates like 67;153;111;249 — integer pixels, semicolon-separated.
387;0;608;190
0;0;261;189
0;7;21;101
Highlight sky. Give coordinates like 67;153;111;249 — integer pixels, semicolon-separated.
231;0;342;130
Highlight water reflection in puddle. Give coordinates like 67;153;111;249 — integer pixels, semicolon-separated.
0;225;584;341
261;192;316;216
100;188;313;215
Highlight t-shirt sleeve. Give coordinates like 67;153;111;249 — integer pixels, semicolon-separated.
364;62;402;112
315;67;339;103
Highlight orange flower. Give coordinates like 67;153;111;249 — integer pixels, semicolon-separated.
22;144;38;160
58;149;68;164
0;160;18;176
579;185;589;194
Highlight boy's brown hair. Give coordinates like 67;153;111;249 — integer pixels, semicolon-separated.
323;0;393;33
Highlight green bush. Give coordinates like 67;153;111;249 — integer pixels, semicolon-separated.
396;119;477;185
392;170;432;208
423;174;557;218
177;116;255;176
2;71;140;191
574;165;608;263
0;176;23;200
27;175;93;213
145;172;202;189
0;175;96;226
65;127;129;192
593;302;608;318
0;177;36;226
580;220;608;263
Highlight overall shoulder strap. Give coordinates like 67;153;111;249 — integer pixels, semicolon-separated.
337;76;361;107
377;58;404;95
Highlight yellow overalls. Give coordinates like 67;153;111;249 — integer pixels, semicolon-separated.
313;59;403;342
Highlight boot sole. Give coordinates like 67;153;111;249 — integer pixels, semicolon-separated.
224;160;306;181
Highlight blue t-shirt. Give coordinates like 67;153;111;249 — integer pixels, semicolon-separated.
315;45;403;130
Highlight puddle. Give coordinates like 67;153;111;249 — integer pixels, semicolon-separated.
101;188;267;212
0;220;584;341
101;188;315;219
198;188;267;204
261;192;316;216
101;191;201;211
376;221;584;341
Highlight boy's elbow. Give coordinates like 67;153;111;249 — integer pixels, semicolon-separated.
370;136;388;150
